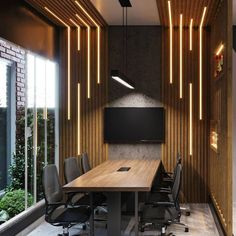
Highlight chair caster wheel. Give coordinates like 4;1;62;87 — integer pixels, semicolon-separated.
82;224;86;230
185;227;189;232
186;212;190;216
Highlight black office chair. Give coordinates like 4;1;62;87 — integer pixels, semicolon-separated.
80;153;92;174
139;163;189;235
80;153;107;214
42;164;91;236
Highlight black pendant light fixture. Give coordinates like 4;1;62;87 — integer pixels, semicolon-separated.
111;0;135;89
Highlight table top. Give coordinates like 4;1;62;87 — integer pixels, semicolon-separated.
63;159;160;192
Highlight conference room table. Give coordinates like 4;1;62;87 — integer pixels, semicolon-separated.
63;159;160;236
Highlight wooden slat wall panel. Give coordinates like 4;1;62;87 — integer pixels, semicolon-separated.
162;27;210;203
209;0;232;235
25;0;108;181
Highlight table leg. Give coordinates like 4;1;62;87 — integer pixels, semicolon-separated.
107;192;121;236
135;191;139;236
89;192;94;236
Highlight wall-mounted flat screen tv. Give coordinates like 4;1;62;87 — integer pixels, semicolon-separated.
104;107;165;143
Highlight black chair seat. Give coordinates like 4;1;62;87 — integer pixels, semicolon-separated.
50;206;91;224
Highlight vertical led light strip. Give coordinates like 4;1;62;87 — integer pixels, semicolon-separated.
70;19;81;51
76;14;91;99
180;14;183;99
199;7;207;120
77;83;81;155
45;7;71;120
168;1;173;84
190;19;193;51
189;83;193;155
75;0;101;84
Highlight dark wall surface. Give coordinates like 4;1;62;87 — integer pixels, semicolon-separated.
108;26;162;160
0;0;58;60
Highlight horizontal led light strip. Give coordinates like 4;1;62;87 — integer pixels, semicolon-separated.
199;7;207;120
70;19;81;51
189;83;193;155
216;43;224;56
45;7;71;120
180;14;183;99
190;18;193;51
75;0;101;84
168;1;173;84
76;14;91;99
77;83;81;155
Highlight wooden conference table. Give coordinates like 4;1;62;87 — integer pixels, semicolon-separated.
63;159;160;236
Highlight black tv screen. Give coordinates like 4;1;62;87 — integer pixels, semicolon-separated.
104;107;165;143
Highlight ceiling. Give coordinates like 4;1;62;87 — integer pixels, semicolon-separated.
90;0;160;25
157;0;220;27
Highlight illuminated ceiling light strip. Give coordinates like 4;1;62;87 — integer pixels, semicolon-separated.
70;19;81;51
180;14;183;99
77;83;81;155
45;7;71;120
199;7;207;120
168;1;173;84
190;18;193;51
189;83;193;156
75;0;101;84
216;43;224;56
76;14;91;99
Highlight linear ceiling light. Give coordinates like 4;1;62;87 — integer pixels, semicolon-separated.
216;43;224;56
190;18;193;51
77;83;81;155
180;14;183;99
76;14;91;99
70;19;81;51
199;7;207;120
168;1;173;84
75;1;101;84
189;83;193;156
45;7;71;120
111;70;135;89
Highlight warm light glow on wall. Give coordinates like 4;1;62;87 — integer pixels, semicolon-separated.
45;7;71;120
76;14;91;99
189;83;193;156
168;1;173;84
190;18;193;51
216;43;224;56
77;83;81;155
70;19;81;51
180;14;183;99
75;0;101;84
199;7;207;120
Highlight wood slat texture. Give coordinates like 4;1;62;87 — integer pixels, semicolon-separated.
209;0;232;235
63;159;161;192
25;0;108;181
161;27;210;203
156;0;220;27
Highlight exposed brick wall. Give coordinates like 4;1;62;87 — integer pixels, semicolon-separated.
0;38;26;140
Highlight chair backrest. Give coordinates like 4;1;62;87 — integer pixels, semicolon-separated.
64;157;81;183
42;164;63;205
172;153;182;181
171;163;182;202
81;153;91;174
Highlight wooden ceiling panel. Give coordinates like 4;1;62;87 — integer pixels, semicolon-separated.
25;0;107;27
156;0;220;27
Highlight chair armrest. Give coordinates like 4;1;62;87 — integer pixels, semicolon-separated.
152;187;171;194
152;201;175;207
163;177;174;182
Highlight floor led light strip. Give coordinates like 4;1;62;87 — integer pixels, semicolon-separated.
45;7;71;120
199;7;207;120
168;1;173;84
76;14;91;99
